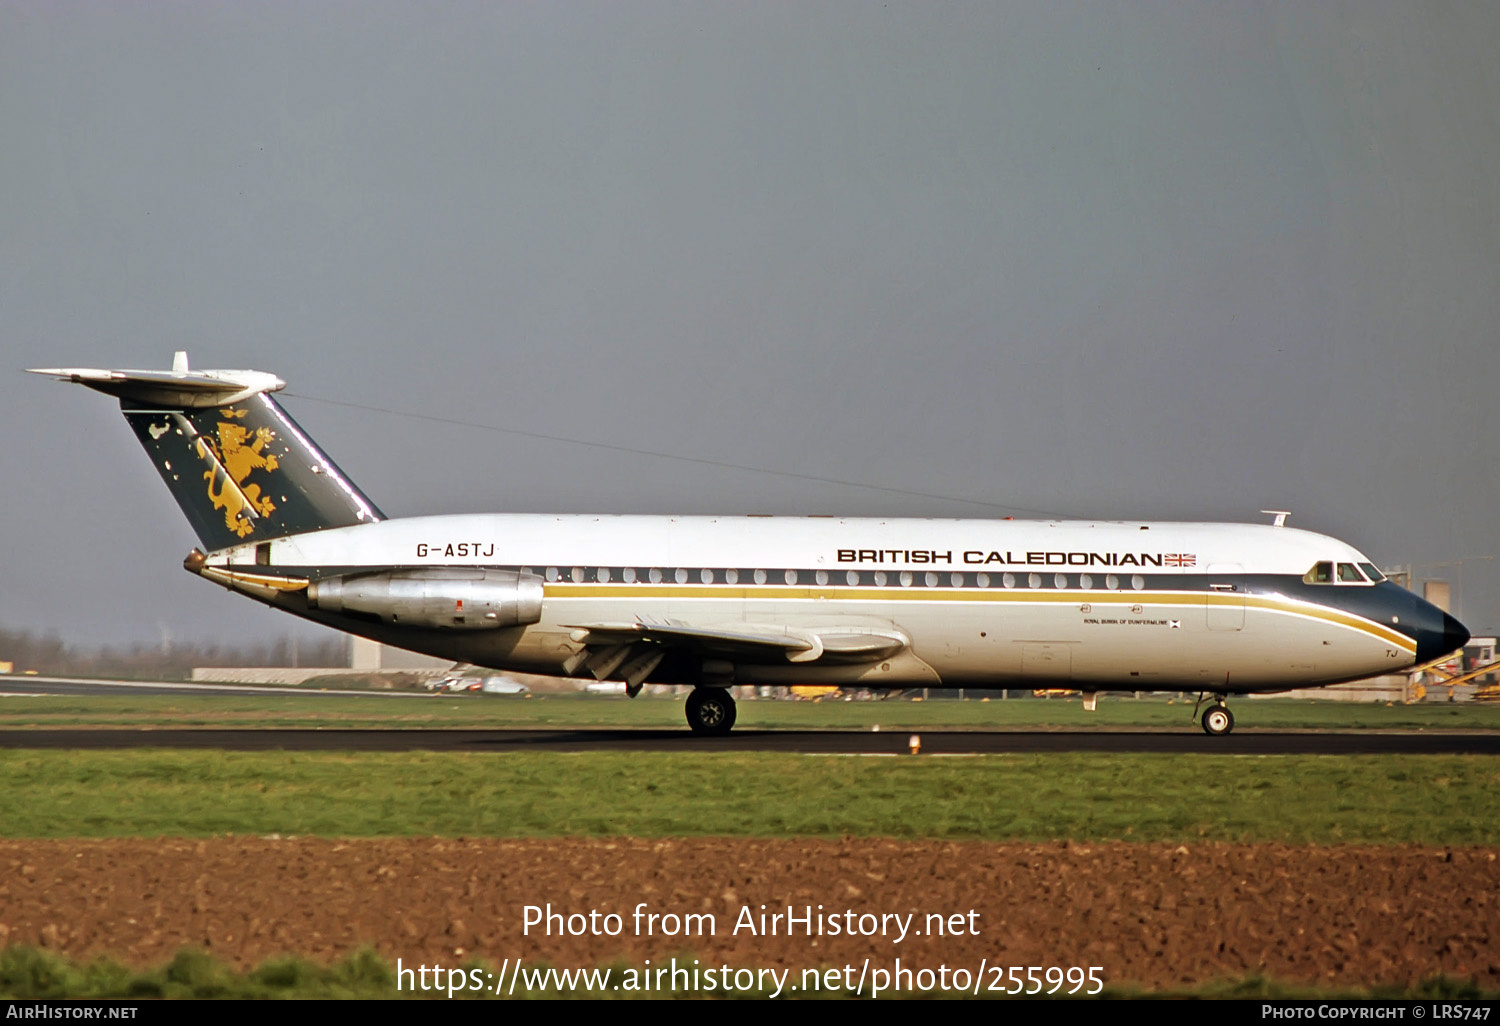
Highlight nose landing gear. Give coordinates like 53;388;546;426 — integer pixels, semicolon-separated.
1195;693;1235;736
1201;703;1235;736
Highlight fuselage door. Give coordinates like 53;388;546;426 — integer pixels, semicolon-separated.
1205;563;1246;631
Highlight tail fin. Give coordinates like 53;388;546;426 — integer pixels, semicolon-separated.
30;353;384;551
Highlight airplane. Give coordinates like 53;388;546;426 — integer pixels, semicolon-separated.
30;354;1470;736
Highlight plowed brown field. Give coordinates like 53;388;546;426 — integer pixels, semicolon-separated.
1;837;1496;991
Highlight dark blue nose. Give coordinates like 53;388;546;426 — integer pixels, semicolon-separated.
1414;606;1471;665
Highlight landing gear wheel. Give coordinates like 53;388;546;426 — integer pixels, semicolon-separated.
685;688;737;736
1201;704;1235;736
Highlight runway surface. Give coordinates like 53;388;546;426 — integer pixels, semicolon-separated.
4;675;1496;754
1;727;1497;754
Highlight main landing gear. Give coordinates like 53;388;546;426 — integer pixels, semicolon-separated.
1198;695;1235;736
686;687;737;736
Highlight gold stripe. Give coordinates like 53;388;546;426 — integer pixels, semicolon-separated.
542;585;1416;653
201;567;310;592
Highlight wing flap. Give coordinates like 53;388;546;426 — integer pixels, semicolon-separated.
563;619;908;665
566;619;815;658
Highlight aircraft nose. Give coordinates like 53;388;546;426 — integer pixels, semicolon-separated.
1440;611;1471;656
1414;607;1471;665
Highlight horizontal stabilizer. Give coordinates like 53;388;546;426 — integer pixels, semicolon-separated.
29;353;285;408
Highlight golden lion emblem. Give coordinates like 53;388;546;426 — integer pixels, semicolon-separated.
195;410;280;537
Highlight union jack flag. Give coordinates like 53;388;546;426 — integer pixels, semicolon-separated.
1164;553;1197;567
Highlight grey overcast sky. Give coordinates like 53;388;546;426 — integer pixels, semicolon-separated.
2;2;1498;649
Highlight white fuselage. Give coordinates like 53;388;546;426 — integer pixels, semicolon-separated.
208;514;1422;694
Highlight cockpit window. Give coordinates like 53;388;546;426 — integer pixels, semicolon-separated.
1304;561;1334;584
1359;562;1387;583
1337;562;1367;583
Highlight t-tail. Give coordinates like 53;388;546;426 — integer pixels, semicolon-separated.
29;352;384;551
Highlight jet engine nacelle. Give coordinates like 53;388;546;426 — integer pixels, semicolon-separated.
307;569;543;630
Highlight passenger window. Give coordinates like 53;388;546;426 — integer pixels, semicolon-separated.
1337;563;1366;584
1303;562;1334;585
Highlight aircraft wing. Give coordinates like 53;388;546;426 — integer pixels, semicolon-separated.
561;618;908;691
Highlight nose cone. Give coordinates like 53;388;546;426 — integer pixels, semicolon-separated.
1415;608;1471;665
1441;611;1471;656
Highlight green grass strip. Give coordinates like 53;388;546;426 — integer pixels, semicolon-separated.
4;693;1500;730
0;946;1491;999
2;750;1498;843
0;946;399;1000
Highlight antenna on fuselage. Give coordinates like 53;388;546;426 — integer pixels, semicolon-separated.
1261;510;1291;528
